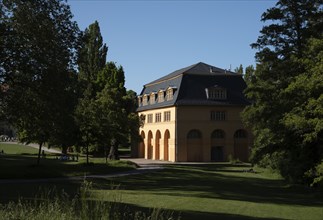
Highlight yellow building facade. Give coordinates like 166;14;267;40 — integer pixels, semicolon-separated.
135;62;252;162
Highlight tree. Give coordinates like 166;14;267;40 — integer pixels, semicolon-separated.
96;62;127;160
242;0;322;183
75;21;108;163
124;90;142;156
234;64;243;74
244;65;255;85
0;0;80;165
282;37;323;185
78;20;108;92
76;21;140;163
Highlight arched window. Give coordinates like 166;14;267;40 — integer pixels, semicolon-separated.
187;129;202;139
211;129;225;139
234;129;247;138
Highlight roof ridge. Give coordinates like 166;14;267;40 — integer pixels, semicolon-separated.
144;62;236;87
144;62;200;86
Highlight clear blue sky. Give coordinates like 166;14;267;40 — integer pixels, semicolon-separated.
68;0;277;93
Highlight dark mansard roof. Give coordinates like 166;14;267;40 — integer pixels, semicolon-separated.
137;62;250;111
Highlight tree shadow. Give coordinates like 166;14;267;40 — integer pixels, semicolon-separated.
98;164;323;207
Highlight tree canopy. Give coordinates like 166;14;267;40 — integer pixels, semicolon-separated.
76;21;139;163
243;0;323;184
0;0;80;164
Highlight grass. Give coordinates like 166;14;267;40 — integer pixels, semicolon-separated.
91;164;323;220
0;143;39;154
0;143;137;179
1;143;322;219
0;180;178;220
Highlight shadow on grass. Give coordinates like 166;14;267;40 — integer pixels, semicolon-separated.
113;201;285;220
180;210;285;220
100;164;323;207
0;154;136;179
0;179;81;204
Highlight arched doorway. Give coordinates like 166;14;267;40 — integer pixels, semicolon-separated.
211;146;224;162
211;129;225;162
138;131;145;158
187;129;203;162
234;129;248;162
147;131;153;159
164;130;170;161
155;130;161;160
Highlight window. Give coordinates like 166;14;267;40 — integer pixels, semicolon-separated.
166;89;173;101
187;129;202;139
155;113;161;123
210;111;226;121
143;95;148;106
137;96;142;106
158;90;165;102
140;114;146;124
206;88;227;100
164;111;171;121
147;114;153;123
234;129;247;138
211;129;225;138
150;93;156;104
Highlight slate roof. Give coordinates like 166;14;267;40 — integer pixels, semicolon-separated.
137;62;250;112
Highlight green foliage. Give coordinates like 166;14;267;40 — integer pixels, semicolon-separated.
78;20;108;84
0;0;80;164
76;21;140;161
243;0;323;184
227;154;241;165
244;65;255;85
234;64;243;74
312;161;323;187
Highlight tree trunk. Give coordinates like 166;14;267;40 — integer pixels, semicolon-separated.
108;144;119;160
105;145;109;164
37;142;43;166
86;145;89;164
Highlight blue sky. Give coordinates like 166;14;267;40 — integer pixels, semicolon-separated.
69;0;277;93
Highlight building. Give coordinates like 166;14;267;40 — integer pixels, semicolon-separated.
135;62;252;162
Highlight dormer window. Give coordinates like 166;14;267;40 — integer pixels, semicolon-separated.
150;92;156;104
166;86;176;101
206;86;227;100
137;96;142;106
143;94;149;106
158;90;165;102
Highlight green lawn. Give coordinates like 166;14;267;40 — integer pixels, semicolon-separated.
0;143;137;179
0;142;39;154
0;143;322;219
92;164;323;220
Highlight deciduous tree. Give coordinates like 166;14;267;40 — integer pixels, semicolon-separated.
0;0;80;165
242;0;322;183
76;21;108;163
